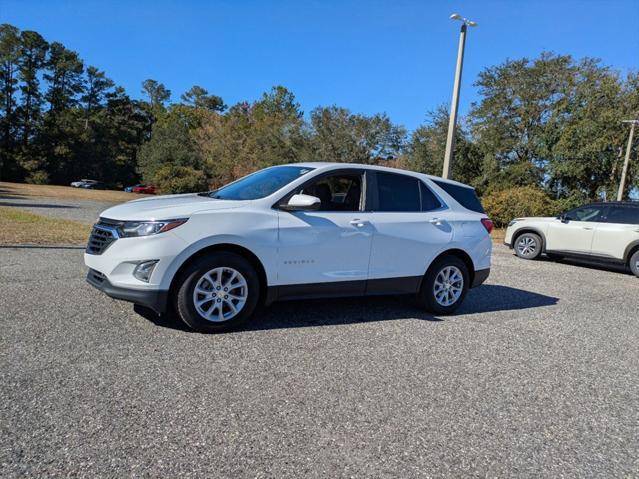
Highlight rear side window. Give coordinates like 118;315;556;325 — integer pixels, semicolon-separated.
433;180;484;213
376;172;420;212
419;182;443;211
605;206;639;225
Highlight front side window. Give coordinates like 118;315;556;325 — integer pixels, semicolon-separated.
564;205;607;222
209;166;314;201
297;173;363;212
604;206;639;225
376;172;421;212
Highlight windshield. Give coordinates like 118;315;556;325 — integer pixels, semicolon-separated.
209;166;314;200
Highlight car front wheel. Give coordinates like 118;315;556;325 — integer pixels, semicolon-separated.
630;250;639;278
514;232;542;260
417;255;469;315
175;252;260;333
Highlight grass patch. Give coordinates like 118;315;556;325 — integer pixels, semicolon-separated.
0;207;91;245
0;181;146;202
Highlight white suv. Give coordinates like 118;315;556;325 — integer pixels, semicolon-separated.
505;201;639;277
85;163;493;332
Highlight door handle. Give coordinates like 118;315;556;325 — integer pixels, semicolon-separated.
582;226;593;230
350;219;369;227
429;218;444;225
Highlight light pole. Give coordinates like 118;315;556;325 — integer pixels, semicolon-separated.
617;119;638;201
442;13;477;180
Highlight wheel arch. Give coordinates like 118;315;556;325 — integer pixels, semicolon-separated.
168;243;269;308
424;248;476;289
624;240;639;264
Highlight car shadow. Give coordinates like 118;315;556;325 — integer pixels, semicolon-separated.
134;284;559;333
0;201;78;209
539;254;632;276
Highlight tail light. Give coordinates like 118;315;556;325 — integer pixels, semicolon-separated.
481;218;494;234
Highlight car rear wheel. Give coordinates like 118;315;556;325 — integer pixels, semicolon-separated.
417;255;469;315
630;250;639;278
514;232;542;260
175;252;260;333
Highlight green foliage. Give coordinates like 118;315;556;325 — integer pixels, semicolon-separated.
153;165;208;194
0;22;637;203
141;79;171;107
309;106;405;165
25;169;49;185
404;105;483;189
181;85;225;112
470;52;638;199
482;186;561;227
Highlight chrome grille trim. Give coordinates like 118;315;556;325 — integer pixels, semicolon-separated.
86;223;119;255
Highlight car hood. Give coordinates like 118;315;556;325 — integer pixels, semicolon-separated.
100;193;249;222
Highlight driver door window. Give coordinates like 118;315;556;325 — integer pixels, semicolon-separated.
298;174;363;211
565;206;607;222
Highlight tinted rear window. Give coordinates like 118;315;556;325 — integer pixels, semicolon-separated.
433;180;484;213
605;206;639;225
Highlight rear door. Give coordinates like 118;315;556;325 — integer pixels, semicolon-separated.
545;205;608;254
591;205;639;260
366;171;453;291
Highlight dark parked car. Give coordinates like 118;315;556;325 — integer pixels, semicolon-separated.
80;181;106;189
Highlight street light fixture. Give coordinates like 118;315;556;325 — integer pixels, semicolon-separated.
442;13;477;179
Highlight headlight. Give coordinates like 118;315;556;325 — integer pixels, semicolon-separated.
119;218;188;237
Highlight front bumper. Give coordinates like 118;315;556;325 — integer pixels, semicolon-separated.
86;269;168;314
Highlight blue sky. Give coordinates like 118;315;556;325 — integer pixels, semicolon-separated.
2;0;638;131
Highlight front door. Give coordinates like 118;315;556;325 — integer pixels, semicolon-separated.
276;170;373;293
545;204;608;254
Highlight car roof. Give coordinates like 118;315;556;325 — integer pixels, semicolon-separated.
288;162;474;189
589;201;639;208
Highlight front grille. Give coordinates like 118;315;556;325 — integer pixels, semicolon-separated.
87;268;106;284
86;222;118;255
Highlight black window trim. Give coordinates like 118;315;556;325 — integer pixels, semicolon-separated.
369;170;448;213
563;204;611;223
272;168;369;213
602;204;639;225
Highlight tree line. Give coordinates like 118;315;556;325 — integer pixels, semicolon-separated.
1;23;637;203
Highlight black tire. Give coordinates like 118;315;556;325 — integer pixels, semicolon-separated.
514;232;542;260
630;250;639;278
417;255;469;315
174;252;260;333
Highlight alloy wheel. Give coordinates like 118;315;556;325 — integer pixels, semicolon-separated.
517;236;537;257
433;265;464;307
192;267;248;322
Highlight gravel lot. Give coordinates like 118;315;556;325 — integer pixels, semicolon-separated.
1;245;637;477
0;196;118;224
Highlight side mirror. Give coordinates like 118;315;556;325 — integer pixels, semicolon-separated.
558;214;569;223
280;194;321;212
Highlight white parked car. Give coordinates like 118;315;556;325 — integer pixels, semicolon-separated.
71;179;98;188
504;201;639;277
85;163;493;332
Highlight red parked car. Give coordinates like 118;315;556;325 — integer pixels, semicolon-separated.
132;185;157;194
